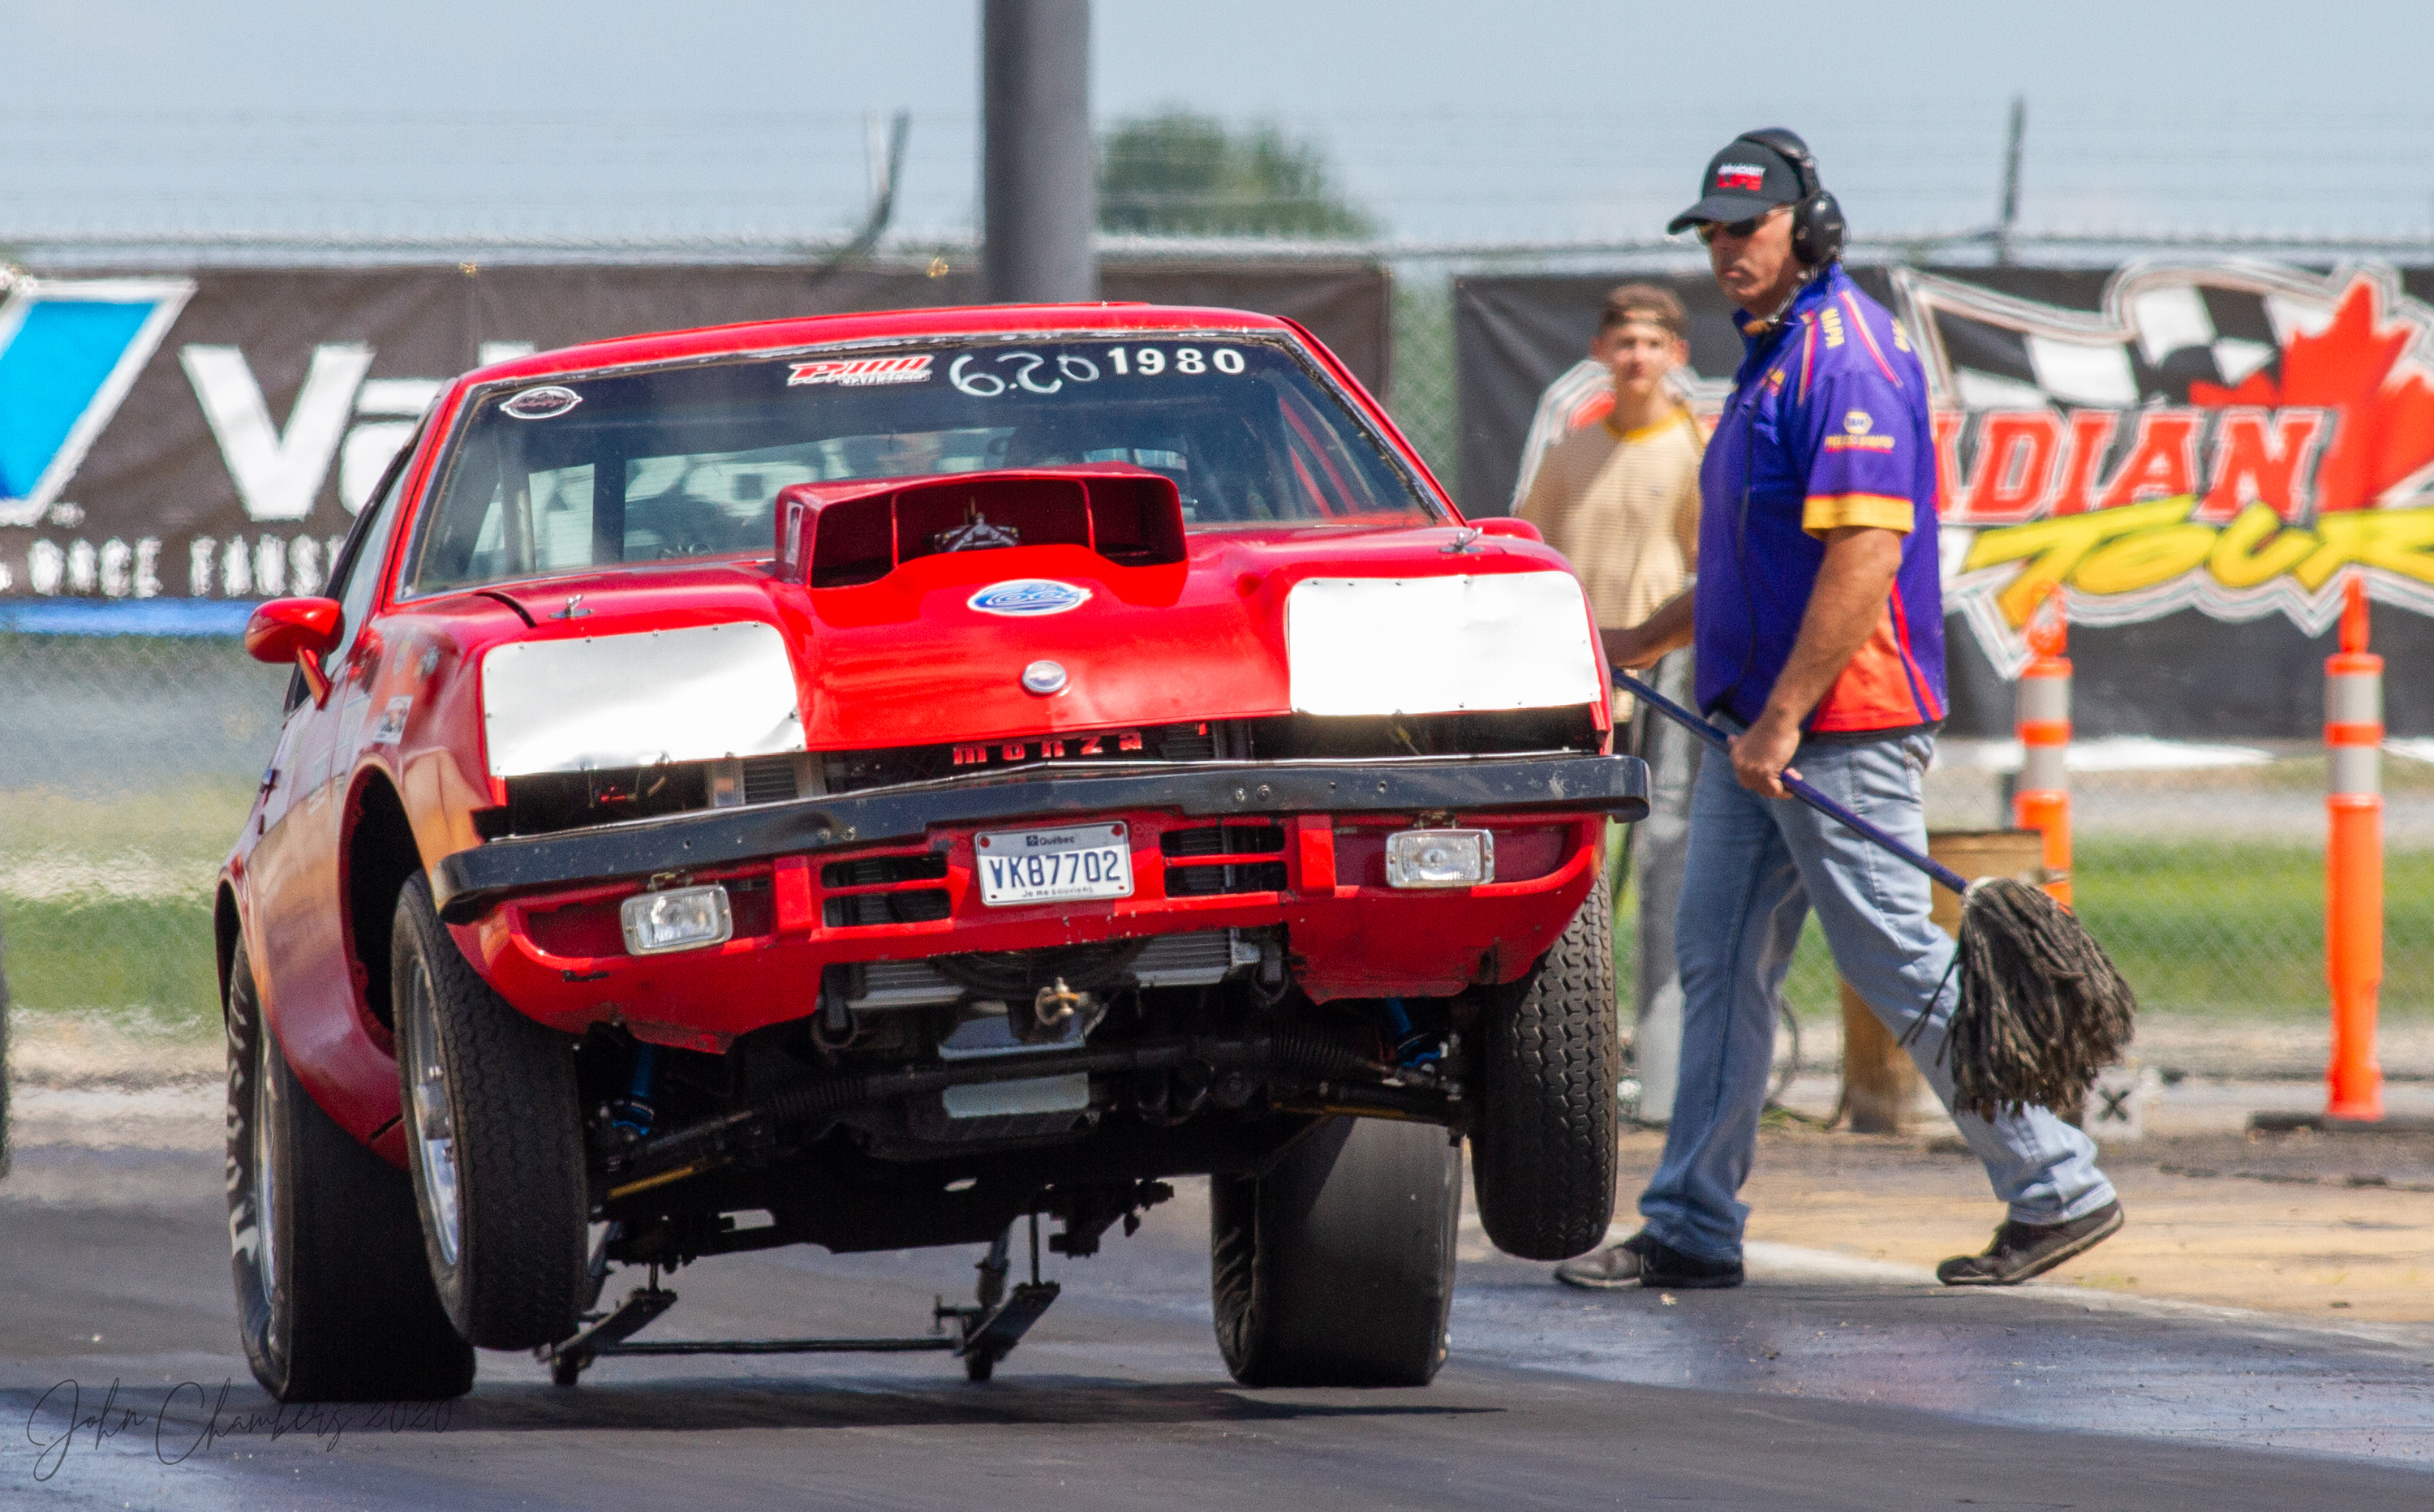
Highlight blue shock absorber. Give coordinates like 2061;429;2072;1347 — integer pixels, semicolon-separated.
1381;999;1440;1069
610;1044;658;1138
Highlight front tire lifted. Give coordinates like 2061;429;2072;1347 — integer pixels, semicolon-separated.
1469;871;1620;1261
393;874;588;1351
1211;1115;1461;1387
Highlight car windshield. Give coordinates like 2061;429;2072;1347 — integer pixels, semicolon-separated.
400;333;1438;598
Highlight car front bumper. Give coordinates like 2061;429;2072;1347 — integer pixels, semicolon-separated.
437;753;1645;1042
433;754;1648;925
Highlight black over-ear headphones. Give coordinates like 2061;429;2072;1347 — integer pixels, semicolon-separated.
1736;127;1844;267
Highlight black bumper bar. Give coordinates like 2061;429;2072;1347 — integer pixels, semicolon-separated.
433;753;1648;924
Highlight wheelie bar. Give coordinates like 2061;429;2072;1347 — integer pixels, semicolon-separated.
544;1226;1064;1385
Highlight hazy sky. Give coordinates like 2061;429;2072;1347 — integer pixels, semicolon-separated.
6;1;2431;244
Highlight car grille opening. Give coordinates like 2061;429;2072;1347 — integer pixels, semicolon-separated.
742;754;802;805
1160;823;1285;859
821;852;950;888
1163;823;1288;895
1165;861;1288;897
824;890;953;927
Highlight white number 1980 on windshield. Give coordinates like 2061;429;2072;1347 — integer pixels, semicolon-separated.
1107;346;1245;377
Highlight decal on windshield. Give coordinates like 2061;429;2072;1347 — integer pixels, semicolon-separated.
787;354;934;388
501;385;583;420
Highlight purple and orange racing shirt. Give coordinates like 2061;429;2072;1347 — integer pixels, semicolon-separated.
1692;263;1946;736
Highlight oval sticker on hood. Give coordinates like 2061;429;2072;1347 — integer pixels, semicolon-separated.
501;384;583;420
969;579;1091;617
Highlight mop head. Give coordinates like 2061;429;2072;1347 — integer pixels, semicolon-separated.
1946;877;2138;1120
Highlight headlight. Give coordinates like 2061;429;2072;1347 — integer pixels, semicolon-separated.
1284;571;1602;716
620;884;733;954
480;621;805;778
1385;829;1495;889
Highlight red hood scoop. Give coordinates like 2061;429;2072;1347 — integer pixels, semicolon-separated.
775;465;1186;589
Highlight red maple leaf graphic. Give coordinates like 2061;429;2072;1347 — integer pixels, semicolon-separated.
2190;277;2434;511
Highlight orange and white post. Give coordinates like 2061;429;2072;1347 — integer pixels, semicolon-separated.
2015;589;2072;906
2324;575;2385;1123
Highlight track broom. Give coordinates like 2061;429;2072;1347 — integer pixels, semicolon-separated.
1614;670;2135;1119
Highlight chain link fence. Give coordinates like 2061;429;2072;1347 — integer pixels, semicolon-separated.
1;256;2427;1093
1;633;282;1043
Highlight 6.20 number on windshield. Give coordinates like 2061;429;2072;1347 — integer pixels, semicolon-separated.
948;345;1245;397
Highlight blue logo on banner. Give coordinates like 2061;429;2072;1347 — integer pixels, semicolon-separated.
968;579;1092;616
0;276;194;526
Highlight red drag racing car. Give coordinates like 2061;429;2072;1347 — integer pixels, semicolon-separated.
219;302;1645;1402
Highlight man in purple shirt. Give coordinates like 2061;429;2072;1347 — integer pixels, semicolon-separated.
1557;131;2122;1291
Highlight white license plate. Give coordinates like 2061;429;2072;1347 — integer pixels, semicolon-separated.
974;822;1135;907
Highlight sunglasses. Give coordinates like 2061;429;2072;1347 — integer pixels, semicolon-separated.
1695;206;1787;244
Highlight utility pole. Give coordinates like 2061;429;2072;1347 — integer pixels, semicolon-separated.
1995;96;2026;265
982;0;1096;303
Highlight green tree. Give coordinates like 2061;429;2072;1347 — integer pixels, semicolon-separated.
1098;110;1375;238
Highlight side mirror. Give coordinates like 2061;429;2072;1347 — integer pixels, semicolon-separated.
245;597;344;702
1473;518;1544;544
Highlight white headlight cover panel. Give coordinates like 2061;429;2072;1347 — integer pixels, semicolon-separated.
481;621;804;778
1285;571;1602;716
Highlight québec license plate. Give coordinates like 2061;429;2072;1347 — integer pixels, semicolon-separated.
974;823;1135;907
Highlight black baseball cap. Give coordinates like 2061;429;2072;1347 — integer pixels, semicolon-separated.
1668;134;1805;234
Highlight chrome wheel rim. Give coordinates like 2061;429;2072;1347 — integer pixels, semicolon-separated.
253;1031;279;1295
408;967;463;1265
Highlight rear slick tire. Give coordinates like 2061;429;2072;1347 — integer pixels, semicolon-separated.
1210;1115;1460;1388
226;939;474;1402
1470;872;1620;1261
393;874;587;1351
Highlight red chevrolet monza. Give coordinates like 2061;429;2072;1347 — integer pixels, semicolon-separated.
219;302;1646;1402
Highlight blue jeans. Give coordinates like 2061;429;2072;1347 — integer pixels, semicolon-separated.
1636;724;2117;1262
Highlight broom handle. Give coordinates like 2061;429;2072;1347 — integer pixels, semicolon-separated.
1614;670;1972;896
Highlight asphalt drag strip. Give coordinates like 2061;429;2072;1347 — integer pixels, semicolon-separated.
2;1104;2431;1510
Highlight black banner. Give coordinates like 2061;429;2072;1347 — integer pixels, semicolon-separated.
1457;261;2434;737
0;259;1388;608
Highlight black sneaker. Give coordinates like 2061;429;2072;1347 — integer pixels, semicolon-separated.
1937;1201;2125;1286
1554;1231;1744;1291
